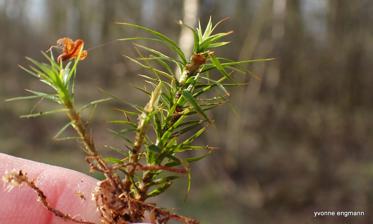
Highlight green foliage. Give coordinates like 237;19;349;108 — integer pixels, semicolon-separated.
115;18;271;198
9;18;270;209
7;50;83;109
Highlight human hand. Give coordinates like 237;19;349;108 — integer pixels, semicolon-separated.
0;153;100;224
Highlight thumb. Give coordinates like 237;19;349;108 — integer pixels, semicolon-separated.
0;153;100;224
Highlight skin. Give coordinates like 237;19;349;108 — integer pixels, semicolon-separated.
0;153;100;224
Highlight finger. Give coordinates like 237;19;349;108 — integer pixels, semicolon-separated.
0;153;100;224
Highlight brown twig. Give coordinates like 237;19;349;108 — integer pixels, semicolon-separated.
65;101;123;190
2;170;95;224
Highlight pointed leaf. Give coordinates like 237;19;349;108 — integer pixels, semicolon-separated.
118;22;187;64
53;121;73;140
210;54;232;81
20;108;68;118
181;90;211;123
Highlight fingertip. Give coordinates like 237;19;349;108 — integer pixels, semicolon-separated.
0;153;100;224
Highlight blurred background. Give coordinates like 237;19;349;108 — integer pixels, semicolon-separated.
1;0;373;223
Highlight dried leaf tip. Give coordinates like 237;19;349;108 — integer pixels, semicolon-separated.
56;37;88;62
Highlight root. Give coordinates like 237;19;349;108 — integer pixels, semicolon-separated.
2;169;95;224
93;179;199;224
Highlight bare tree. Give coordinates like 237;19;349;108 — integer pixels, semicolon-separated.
178;0;199;58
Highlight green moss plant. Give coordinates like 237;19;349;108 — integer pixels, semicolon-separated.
4;18;271;224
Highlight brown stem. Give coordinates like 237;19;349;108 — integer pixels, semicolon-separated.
65;101;98;156
64;101;123;191
123;110;148;192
